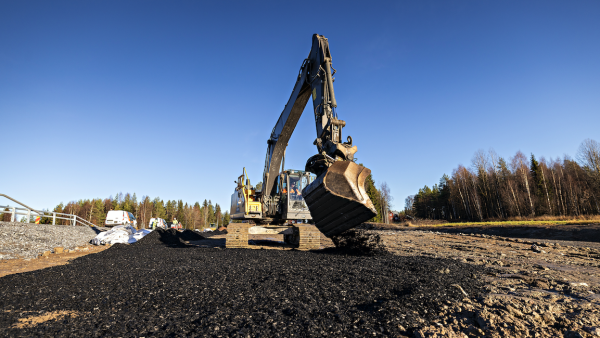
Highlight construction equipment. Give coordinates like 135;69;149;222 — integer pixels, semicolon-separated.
228;34;376;249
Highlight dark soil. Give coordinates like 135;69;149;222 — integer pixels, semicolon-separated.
201;229;228;237
178;230;207;241
135;229;206;247
0;229;487;337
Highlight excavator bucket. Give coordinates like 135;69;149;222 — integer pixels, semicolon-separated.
302;161;377;237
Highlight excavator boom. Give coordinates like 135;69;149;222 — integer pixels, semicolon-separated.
261;34;376;237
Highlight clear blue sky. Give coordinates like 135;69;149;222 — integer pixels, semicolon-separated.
2;1;599;212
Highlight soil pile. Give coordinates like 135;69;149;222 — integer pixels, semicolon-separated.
0;237;487;337
134;228;196;247
330;229;387;254
178;230;206;241
201;229;227;237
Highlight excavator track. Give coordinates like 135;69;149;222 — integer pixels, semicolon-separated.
302;161;377;237
226;223;320;250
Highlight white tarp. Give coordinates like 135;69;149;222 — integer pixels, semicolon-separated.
91;225;152;245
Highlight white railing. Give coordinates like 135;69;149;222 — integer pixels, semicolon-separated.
0;194;97;227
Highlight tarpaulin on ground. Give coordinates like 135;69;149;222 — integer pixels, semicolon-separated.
91;226;152;245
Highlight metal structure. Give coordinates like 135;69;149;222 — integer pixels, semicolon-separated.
0;194;97;227
228;34;377;248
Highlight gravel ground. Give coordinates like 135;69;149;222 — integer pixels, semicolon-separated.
368;229;600;337
0;221;100;259
0;229;487;337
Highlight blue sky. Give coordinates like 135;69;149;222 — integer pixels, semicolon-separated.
2;0;599;212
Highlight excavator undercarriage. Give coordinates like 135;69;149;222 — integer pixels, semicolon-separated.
227;34;376;250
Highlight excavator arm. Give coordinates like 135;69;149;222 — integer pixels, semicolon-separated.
261;34;376;236
263;34;355;193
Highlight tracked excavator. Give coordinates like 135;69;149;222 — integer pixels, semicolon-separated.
227;34;376;250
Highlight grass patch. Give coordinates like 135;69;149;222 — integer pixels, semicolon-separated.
430;220;598;227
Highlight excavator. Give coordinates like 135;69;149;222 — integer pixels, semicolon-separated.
228;34;376;249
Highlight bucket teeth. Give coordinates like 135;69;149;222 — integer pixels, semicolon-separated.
302;161;377;237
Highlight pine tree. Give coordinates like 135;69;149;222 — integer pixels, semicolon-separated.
122;193;134;213
530;154;545;213
165;201;175;221
361;164;381;222
202;199;209;227
177;200;185;224
215;204;222;227
153;198;166;220
222;210;231;226
92;199;106;226
208;200;215;224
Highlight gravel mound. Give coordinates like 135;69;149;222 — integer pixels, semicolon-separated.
0;221;99;259
0;238;487;337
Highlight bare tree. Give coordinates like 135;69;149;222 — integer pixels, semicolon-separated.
577;139;600;175
379;182;392;224
138;196;153;229
405;195;415;216
512;151;535;216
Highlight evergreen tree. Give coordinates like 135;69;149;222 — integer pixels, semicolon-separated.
177;200;185;223
530;154;545;213
111;194;118;210
222;210;231;226
361;164;381;222
153;198;166;220
215;204;222;226
92;199;106;225
122;193;134;213
202;199;209;226
208;200;215;224
165;200;175;221
439;175;452;220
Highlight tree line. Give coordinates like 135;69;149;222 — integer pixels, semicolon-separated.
405;139;600;221
8;193;231;229
363;164;393;223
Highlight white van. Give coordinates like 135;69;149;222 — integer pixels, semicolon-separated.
148;218;167;229
105;210;137;227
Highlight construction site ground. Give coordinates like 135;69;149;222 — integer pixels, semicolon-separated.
0;224;599;337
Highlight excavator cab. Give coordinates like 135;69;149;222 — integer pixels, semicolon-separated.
276;170;314;222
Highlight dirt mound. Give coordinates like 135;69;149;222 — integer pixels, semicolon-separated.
134;228;187;246
201;229;227;237
330;229;387;254
178;230;205;241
